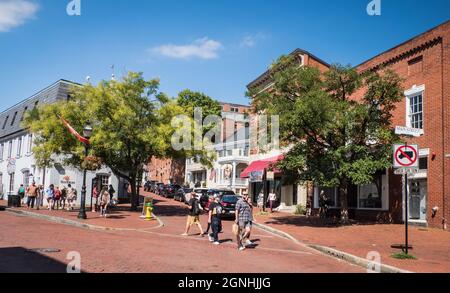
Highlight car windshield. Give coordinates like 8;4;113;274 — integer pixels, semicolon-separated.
184;189;193;193
219;190;235;196
221;195;239;203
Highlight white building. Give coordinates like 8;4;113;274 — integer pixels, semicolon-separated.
0;80;127;206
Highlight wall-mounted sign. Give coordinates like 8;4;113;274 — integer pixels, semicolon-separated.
395;126;423;137
60;175;76;185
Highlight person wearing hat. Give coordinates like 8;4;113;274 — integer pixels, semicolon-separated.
182;191;204;236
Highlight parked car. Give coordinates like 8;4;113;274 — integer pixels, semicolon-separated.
155;183;165;195
144;180;157;192
174;188;192;202
163;184;182;198
218;195;241;219
203;189;236;211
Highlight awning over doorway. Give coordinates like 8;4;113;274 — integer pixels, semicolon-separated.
240;155;284;178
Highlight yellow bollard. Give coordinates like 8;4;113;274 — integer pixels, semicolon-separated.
145;204;153;221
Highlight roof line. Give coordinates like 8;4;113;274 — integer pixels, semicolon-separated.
246;48;330;89
0;79;80;115
355;19;449;68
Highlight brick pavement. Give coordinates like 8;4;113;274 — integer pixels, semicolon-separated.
5;201;160;230
253;210;450;273
0;196;364;273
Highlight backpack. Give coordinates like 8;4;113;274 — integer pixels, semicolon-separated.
191;198;200;215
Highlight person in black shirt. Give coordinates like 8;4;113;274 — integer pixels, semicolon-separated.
182;192;204;236
208;195;223;245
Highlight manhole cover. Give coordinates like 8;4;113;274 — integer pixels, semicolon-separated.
28;248;61;254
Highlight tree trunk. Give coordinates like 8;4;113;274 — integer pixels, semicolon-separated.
339;179;349;224
130;176;139;211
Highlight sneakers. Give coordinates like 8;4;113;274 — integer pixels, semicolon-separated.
208;236;214;242
238;246;246;251
245;240;253;246
181;233;189;236
213;242;220;245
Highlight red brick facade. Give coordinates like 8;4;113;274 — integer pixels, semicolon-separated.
352;21;450;229
147;157;185;185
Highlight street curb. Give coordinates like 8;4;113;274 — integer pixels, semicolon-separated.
253;221;412;273
5;208;164;232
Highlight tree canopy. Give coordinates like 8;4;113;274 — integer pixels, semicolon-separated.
24;72;208;210
249;56;404;223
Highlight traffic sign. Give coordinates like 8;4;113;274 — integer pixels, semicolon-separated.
393;144;419;168
395;126;423;137
394;168;420;175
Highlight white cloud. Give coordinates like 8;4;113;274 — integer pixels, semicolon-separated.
240;33;267;48
0;0;38;32
151;38;223;60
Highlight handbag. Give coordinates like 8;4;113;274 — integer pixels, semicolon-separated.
232;223;240;236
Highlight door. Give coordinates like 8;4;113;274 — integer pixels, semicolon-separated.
409;179;427;221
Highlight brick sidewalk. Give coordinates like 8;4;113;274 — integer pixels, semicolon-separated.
5;201;159;230
254;210;450;273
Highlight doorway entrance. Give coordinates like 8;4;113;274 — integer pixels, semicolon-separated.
408;179;427;221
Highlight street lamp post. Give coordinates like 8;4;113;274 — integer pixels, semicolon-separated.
77;122;93;220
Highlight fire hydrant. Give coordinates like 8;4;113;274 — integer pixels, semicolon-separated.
145;202;153;221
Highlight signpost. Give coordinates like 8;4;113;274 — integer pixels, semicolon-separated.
393;127;421;255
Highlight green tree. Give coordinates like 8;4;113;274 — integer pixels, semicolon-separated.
24;72;205;210
250;56;403;223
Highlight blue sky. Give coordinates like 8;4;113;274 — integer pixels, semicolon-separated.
0;0;449;110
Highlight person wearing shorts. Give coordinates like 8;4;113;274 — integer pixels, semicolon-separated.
182;192;204;236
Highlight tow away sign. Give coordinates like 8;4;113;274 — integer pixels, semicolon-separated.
393;144;419;168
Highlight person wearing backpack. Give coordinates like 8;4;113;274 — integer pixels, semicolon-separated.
208;195;223;245
182;192;204;237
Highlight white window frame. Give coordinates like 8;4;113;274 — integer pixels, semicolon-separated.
8;140;13;158
17;137;22;158
405;85;425;133
27;134;33;155
0;143;4;161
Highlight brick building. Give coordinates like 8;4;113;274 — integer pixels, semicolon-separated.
246;21;449;228
147;157;185;185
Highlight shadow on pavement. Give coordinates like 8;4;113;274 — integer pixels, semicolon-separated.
0;247;81;273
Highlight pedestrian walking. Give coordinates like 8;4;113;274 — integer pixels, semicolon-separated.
235;193;254;251
60;187;68;210
53;186;62;210
45;184;55;210
257;191;264;209
35;185;44;210
208;195;223;245
182;192;204;236
99;186;110;217
268;190;277;213
26;182;38;209
319;190;328;219
66;184;77;211
108;184;115;202
92;185;99;212
202;195;214;236
18;184;26;205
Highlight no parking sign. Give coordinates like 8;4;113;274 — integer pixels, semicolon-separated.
393;144;419;168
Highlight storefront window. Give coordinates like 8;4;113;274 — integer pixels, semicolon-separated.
358;183;382;209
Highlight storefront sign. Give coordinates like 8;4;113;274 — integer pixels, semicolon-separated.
249;171;263;183
60;175;76;185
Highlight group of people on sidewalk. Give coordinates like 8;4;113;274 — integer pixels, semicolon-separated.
18;182;78;211
182;191;254;251
18;181;116;218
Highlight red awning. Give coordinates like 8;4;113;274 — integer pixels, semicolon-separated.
240;155;284;178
